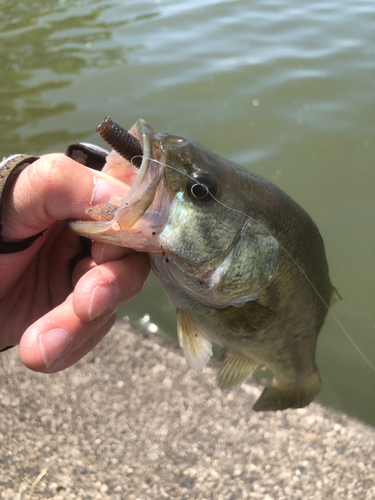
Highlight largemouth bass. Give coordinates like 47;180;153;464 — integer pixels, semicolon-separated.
69;117;339;411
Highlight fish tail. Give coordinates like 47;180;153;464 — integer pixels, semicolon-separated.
252;371;322;411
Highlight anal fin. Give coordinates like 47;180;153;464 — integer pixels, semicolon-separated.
252;371;322;411
216;349;259;389
177;309;212;372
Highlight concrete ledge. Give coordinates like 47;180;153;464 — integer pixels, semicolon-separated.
1;320;374;500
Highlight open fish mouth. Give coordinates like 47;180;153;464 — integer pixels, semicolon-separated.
68;118;169;251
69;117;280;309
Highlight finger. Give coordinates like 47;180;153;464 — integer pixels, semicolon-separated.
1;154;130;241
44;314;117;372
72;256;97;287
72;252;150;322
47;224;91;305
91;241;134;265
19;294;116;372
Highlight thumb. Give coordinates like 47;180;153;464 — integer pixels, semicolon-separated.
1;154;129;241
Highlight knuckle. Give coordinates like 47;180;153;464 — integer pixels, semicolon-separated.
33;154;69;190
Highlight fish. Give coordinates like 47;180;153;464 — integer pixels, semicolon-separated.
69;117;340;411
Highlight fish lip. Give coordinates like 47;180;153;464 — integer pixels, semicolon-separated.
68;119;165;238
119;119;156;200
129;118;153;168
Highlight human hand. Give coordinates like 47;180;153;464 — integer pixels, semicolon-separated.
0;154;150;372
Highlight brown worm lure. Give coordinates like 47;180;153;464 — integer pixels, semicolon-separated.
96;116;143;168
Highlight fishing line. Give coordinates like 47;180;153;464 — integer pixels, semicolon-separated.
137;155;375;373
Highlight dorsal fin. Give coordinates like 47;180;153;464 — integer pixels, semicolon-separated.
176;309;212;372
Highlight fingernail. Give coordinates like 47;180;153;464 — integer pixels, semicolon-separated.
92;178;129;205
88;283;118;320
40;328;72;368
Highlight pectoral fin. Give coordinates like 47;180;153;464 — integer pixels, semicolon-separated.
252;371;322;411
177;309;212;372
215;300;275;333
216;349;259;389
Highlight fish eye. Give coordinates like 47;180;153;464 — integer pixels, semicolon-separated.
187;176;216;202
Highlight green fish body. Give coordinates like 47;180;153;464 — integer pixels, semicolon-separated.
70;119;338;411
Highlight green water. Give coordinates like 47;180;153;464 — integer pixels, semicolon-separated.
1;0;374;426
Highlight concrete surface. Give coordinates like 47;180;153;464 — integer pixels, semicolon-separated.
0;319;374;500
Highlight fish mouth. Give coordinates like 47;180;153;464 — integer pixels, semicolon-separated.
68;118;168;251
